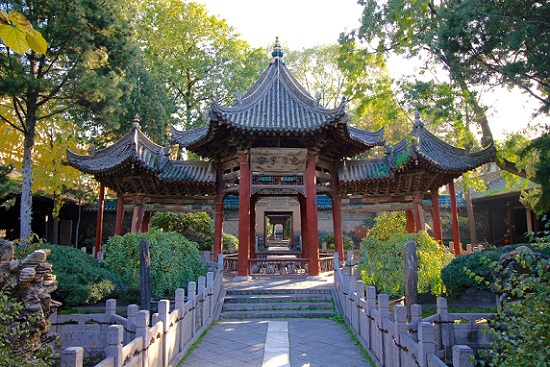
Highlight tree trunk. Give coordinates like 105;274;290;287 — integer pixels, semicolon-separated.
140;237;152;311
20;112;37;243
75;201;82;248
464;188;478;246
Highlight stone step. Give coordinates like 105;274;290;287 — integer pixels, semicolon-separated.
220;309;335;319
222;301;334;312
226;288;332;296
224;293;333;304
220;288;336;319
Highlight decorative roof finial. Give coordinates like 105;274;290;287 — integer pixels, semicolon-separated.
271;36;284;61
413;109;424;128
133;114;141;129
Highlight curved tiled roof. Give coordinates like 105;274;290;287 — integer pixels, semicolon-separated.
158;160;214;183
338;119;496;198
65;123;162;175
171;41;384;157
388;120;496;173
208;58;348;133
65;123;216;196
170;124;209;148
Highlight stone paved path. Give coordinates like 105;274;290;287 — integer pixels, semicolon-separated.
182;318;371;367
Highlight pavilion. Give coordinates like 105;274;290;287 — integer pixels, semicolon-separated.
66;39;495;276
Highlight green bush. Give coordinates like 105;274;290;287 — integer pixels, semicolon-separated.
318;233;354;250
359;231;453;297
441;243;550;298
151;212;213;240
440;247;501;297
223;233;239;252
0;292;55;366
103;231;206;300
42;244;123;307
477;247;550;366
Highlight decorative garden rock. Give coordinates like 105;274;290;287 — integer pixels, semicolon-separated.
0;240;61;358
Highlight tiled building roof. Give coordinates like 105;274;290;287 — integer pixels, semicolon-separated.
338;119;496;200
65;123;163;175
171;39;384;159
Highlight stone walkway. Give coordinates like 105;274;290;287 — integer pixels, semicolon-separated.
182;274;372;367
182;318;370;367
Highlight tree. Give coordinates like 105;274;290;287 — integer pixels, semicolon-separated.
434;0;550;115
356;0;496;146
137;0;266;130
0;0;141;242
286;41;411;146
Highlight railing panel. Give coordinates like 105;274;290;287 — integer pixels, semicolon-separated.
249;258;308;275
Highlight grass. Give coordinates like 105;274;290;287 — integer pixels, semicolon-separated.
333;314;376;367
421;306;495;319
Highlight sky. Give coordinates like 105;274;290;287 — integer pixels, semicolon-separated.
195;0;542;140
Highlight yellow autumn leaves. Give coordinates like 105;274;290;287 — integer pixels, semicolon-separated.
0;10;47;55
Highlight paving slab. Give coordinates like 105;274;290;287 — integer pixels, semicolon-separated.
182;317;370;367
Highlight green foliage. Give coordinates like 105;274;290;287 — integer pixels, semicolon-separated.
442;244;550;298
0;164;16;209
476;247;550;366
359;231;453;297
222;233;239;252
41;244;122;307
0;292;55;366
318;233;354;250
367;211;407;242
519;133;550;212
103;231;206;300
137;0;265;129
151;212;213;240
441;247;501;298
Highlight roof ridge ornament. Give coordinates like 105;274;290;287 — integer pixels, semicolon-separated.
133;114;141;129
413;110;424;128
271;36;284;63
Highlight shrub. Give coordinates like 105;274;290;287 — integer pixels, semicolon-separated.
103;231;206;300
318;233;354;250
440;247;501;298
151;212;213;241
359;231;453;297
366;211;407;242
42;244;123;307
441;243;550;298
0;292;55;366
223;233;239;252
477;246;550;365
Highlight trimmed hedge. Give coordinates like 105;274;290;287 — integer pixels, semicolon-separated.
103;231;206;301
42;244;123;307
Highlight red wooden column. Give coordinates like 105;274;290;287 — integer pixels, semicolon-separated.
299;195;309;259
237;153;251;276
141;211;151;232
305;153;320;276
249;195;258;260
131;197;143;233
213;163;224;257
115;194;125;236
95;183;105;258
414;193;426;232
448;180;461;256
431;193;443;242
406;210;415;233
332;162;344;257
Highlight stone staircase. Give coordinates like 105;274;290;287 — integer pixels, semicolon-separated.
220;288;335;319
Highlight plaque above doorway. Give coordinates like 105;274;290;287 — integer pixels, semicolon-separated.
250;148;307;173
